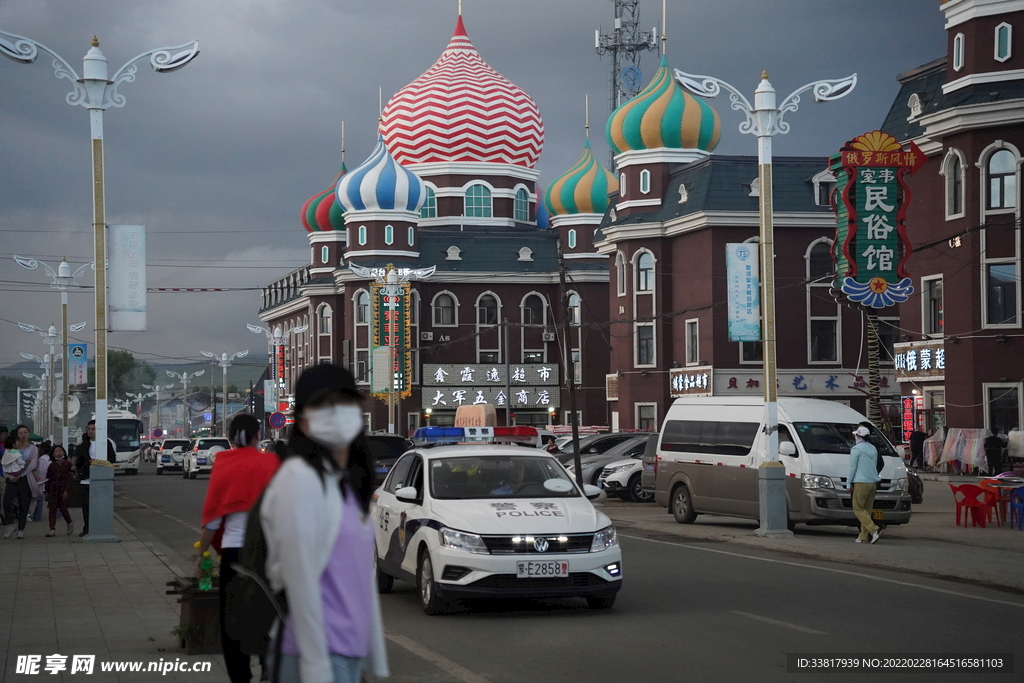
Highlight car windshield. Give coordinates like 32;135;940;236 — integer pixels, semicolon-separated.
108;420;142;452
163;440;189;449
793;422;897;456
198;439;229;450
366;436;410;462
429;455;580;500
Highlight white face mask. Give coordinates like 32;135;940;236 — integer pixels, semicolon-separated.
304;405;364;450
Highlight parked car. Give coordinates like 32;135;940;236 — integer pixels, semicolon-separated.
564;435;652;486
366;432;413;485
556;433;642;465
155;439;191;475
257;439;275;454
182;437;231;479
599;449;655;503
907;466;924;504
640;432;660;494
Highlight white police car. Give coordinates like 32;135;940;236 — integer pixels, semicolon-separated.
372;426;623;615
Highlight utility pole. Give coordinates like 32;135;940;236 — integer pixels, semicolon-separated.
504;318;511;426
557;241;583;489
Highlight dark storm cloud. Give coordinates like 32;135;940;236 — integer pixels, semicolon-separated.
0;0;945;366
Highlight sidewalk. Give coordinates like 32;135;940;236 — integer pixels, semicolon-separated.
0;514;230;683
604;479;1024;593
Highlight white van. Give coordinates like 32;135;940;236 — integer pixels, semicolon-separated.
653;397;912;529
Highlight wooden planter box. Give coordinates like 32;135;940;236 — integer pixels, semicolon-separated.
167;576;221;655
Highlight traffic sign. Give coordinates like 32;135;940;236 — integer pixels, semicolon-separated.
268;412;287;429
152;428;163;438
51;394;81;419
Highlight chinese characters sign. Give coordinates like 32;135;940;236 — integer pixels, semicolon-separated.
422;363;559;410
901;396;916;444
725;243;761;342
108;225;147;330
893;340;945;383
830;132;925;308
68;343;87;385
670;367;713;398
371;280;412;398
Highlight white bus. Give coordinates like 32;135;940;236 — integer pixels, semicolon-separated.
105;409;144;475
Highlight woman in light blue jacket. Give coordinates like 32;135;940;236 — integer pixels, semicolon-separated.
847;425;882;544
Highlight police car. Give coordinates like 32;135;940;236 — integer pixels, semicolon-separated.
372;426;623;615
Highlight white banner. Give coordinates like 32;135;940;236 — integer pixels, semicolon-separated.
372;346;393;393
725;243;761;342
263;379;277;413
108;225;147;331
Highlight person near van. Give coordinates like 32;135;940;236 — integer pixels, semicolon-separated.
196;413;280;683
848;425;882;544
260;364;388;683
983;427;1004;475
72;420;117;538
908;429;928;470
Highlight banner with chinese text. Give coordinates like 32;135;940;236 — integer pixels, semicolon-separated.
371;281;412;398
725;243;761;342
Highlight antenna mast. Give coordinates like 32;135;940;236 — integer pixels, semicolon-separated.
595;0;657;115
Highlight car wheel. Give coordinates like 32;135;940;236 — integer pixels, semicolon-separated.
417;549;448;616
590;472;602;487
375;554;394;594
586;595;616;609
181;464;189;479
189;467;197;480
156;467;163;476
127;468;137;476
628;474;653;503
671;484;698;524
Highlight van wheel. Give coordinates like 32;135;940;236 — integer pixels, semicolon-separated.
787;519;797;532
628;474;653;503
671;484;698;524
417;549;448;616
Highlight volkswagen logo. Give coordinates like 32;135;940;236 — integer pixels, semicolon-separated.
534;537;549;553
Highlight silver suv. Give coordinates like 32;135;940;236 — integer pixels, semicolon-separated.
156;439;191;475
182;437;230;479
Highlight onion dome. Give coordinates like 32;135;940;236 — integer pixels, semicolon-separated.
380;16;544;168
336;136;425;214
545;140;618;216
607;56;721;155
300;163;347;233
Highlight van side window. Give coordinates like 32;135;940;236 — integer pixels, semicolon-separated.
661;420;760;456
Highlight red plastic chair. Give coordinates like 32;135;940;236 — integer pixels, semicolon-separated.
949;483;996;527
978;480;1005;527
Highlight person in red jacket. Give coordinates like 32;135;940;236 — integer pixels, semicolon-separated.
196;414;280;683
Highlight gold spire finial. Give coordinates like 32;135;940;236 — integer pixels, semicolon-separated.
762;70;769;80
91;36;99;47
661;0;667;55
585;93;590;139
378;86;383;123
340;120;346;165
458;0;462;16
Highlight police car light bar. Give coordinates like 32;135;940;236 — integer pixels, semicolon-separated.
493;426;540;446
412;426;495;446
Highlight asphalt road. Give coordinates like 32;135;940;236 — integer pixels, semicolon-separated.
114;462;1024;683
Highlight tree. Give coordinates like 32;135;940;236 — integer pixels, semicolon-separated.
86;350;156;400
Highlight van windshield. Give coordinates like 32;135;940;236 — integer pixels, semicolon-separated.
794;423;897;456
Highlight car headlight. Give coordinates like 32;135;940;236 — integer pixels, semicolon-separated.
893;477;908;491
590;525;618;552
801;474;834;489
440;527;489;555
604;464;633;475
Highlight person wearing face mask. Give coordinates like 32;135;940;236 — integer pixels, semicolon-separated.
260;364;387;683
197;413;280;683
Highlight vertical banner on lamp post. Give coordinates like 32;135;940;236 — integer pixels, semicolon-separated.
725;243;761;342
108;225;147;330
68;343;88;385
264;379;277;413
371;346;394;394
371;279;412;399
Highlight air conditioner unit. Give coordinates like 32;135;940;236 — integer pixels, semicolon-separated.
420;331;434;341
542;332;556;342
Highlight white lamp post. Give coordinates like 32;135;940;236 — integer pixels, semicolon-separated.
166;370;205;437
675;68;857;538
1;30;199;542
247;323;308;409
124;390;155;419
141;383;174;436
200;351;248;436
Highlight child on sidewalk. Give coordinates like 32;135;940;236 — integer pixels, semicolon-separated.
45;445;73;537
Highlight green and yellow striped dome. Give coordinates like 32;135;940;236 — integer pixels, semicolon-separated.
606;56;721;155
545;140;618;216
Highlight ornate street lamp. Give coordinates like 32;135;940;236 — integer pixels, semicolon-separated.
200;351;249;437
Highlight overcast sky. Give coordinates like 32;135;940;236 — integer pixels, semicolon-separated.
0;0;947;371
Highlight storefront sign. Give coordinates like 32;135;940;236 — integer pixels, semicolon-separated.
901;396;916;443
606;374;619;401
670;366;713;398
713;369;894;397
424;364;559;387
422;386;559;410
725;243;761;342
422;363;559;410
108;224;147;330
830;132;925;308
893;340;945;383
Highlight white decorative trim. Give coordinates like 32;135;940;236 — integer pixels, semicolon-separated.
811;168;835;207
343;249;420;259
919;99;1024;141
431;290;460;328
343;209;420;223
995;22;1013;62
564;252;608;260
639;169;651;195
748;177;760;197
518;247;534;262
614;147;710;169
408;161;541;182
446;246;462;261
942;0;1024;29
550;213;604;228
907;93;923;121
942;67;1024;94
429;186;535;201
678;184;689;204
417;216;523;228
615;198;662;211
940;147;967;220
953;33;966;72
308;232;346;244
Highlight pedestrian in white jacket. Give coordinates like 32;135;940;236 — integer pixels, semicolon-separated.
261;364;387;683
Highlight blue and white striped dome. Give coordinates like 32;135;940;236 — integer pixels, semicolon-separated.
336;136;426;214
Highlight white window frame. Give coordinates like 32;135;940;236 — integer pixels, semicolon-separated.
568;229;577;249
635;402;658;431
354;289;369;325
941;148;967;220
619;172;627;198
384;224;394;246
420;186;437;219
431;291;459;328
978;142;1020;216
685;318;699;366
995;22;1013;63
358;225;367;246
634;322;656;368
464;183;493;218
811;169;836;207
475;291;502;363
639;168;651;195
615;251;627;297
921;274;944;338
983;382;1023;434
408;226;415;246
321;245;329;264
634;249;655;293
521;292;547;363
806;238;840;365
953;32;965;71
514;187;529;222
316;303;333;364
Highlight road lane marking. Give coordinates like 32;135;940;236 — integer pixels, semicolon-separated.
620;534;1024;609
116;495;202;533
731;610;827;634
386;632;490;683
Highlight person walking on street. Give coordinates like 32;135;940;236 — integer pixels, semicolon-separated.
984;426;1004;475
72;420;116;537
848;424;882;544
908;429;928;470
261;364;388;683
45;445;74;537
2;425;41;539
196;413;280;683
29;442;51;523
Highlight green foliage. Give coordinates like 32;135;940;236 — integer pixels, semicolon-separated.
86;350;156;400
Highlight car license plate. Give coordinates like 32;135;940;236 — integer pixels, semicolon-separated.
871;510;884;520
375;466;389;474
644;463;654;471
197;458;208;465
161;456;171;463
516;561;569;578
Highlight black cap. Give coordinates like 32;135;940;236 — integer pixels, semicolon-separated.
294;364;363;413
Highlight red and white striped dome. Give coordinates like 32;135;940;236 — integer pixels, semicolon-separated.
381;16;544;169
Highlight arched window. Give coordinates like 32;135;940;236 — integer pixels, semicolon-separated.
384;224;394;246
636;252;655;292
420;187;437;219
514;188;529;221
808;241;834;281
477;294;498;325
321;246;329;264
568;229;577;249
433;293;457;326
318;304;333;335
639;169;651;194
953;33;965;71
987;149;1016;210
358;226;367;246
522;294;545;326
806;239;838;363
465;184;492;218
568;293;581;325
408;226;415;246
945;150;965;217
355;291;369;324
616;252;626;296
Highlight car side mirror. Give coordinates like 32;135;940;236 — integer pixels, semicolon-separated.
395;486;418;502
779;441;797;457
582;484;607;503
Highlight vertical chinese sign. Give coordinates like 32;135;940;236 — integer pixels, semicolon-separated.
725;243;761;342
108;225;147;331
371;279;412;399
